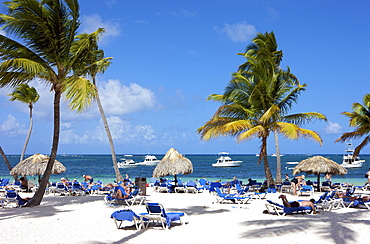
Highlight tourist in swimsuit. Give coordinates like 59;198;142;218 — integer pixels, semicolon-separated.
279;194;317;214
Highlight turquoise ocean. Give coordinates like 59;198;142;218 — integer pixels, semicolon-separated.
1;154;369;185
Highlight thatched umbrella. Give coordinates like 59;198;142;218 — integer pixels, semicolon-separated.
153;148;193;186
10;153;66;182
292;155;348;191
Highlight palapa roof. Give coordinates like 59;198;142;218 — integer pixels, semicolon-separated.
292;155;348;176
153;148;193;177
10;153;66;176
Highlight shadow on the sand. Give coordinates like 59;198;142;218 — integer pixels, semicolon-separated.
239;209;370;244
0;195;102;220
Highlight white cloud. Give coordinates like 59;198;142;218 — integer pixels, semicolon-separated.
60;129;89;144
0;114;27;136
99;79;156;115
214;21;257;43
80;14;121;44
88;116;157;144
324;121;343;134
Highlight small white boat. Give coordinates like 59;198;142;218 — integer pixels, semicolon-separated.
212;152;242;167
341;141;365;168
271;153;284;157
286;161;299;165
118;155;137;168
137;155;161;166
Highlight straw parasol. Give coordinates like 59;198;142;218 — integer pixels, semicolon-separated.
10;153;66;181
153;148;193;186
292;155;348;191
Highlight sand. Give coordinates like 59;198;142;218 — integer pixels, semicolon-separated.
1;188;369;244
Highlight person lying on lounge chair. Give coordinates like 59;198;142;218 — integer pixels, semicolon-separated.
278;194;317;214
113;186;130;199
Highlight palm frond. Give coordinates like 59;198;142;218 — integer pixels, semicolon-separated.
62;76;98;112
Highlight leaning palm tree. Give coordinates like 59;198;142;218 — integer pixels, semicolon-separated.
8;83;40;162
0;0;99;206
335;93;370;157
76;31;124;182
198;32;327;186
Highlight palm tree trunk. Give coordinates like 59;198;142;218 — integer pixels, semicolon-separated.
0;146;18;181
20;104;33;162
95;87;124;182
261;136;275;186
274;130;282;184
27;89;61;207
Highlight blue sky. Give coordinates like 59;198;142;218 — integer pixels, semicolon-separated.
0;0;369;155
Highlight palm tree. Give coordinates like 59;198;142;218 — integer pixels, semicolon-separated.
76;31;124;182
336;94;370;157
8;83;40;162
0;0;99;206
198;32;326;186
237;31;326;183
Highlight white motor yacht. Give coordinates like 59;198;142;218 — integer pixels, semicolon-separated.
117;155;137;168
341;141;365;168
212;152;242;167
137;155;161;166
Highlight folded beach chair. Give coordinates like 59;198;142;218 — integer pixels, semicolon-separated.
141;203;187;230
111;209;143;230
214;187;251;204
265;200;313;216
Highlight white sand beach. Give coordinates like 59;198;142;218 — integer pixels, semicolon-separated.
1;188;370;244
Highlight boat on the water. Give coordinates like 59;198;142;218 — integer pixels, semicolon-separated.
117;155;137;168
137;155;161;166
286;161;299;165
212;152;242;167
341;141;365;168
271;153;284;157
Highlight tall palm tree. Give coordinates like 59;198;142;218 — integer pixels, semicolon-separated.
8;83;40;162
0;0;99;206
76;31;124;182
336;94;370;157
198;32;326;186
237;31;326;183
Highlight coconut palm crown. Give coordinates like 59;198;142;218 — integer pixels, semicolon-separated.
0;0;101;206
336;93;370;157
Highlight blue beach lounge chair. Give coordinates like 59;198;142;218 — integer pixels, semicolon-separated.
265;200;314;216
111;209;143;230
214;187;251;204
141;203;187;230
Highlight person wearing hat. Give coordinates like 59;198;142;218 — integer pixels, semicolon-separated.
290;175;305;196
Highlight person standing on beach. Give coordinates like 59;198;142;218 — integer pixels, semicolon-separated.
290;175;305;196
83;175;93;184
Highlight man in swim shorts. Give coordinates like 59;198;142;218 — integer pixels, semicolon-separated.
278;194;317;214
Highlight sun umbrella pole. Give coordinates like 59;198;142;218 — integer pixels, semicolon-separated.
317;174;320;192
